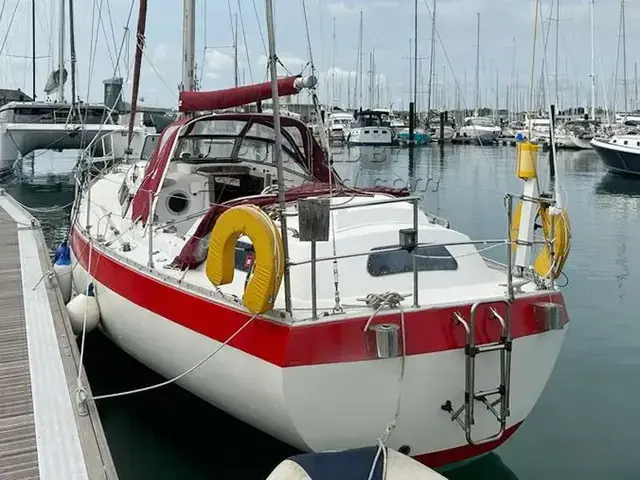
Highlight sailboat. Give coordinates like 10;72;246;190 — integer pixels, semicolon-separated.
69;0;572;469
591;0;640;172
458;13;501;143
0;0;132;176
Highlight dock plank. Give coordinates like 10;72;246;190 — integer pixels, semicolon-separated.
0;195;117;480
0;219;39;480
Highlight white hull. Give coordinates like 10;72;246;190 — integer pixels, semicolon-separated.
347;127;393;146
0;123;125;174
70;239;566;464
457;127;500;143
568;134;594;150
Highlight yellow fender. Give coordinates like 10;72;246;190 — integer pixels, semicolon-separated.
206;205;284;314
510;201;571;280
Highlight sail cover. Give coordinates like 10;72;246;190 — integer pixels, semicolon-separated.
130;117;190;223
179;76;302;112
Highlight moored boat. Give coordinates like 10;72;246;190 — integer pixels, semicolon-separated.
69;0;573;471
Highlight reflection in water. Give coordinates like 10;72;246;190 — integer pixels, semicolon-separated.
1;170;75;251
562;150;602;174
595;172;640;197
445;453;519;480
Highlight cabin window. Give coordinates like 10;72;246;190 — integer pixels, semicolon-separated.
364;130;370;134
373;130;379;134
624;140;628;145
141;134;160;160
382;130;388;134
234;241;254;271
166;191;190;215
366;245;458;277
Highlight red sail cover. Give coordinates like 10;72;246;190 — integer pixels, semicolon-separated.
179;76;300;113
130;117;189;224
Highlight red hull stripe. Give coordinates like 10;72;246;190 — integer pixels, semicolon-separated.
71;229;568;368
415;422;522;468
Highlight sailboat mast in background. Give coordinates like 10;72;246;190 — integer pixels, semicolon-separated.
590;0;596;119
57;0;65;101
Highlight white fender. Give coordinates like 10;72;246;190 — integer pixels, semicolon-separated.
53;241;73;303
66;284;101;336
54;263;73;304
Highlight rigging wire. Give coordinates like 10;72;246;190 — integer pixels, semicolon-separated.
299;0;315;76
236;0;254;83
104;0;120;72
0;1;21;58
97;0;117;72
198;0;207;88
251;0;268;59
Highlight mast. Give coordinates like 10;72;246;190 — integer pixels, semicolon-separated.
475;12;480;114
495;69;499;122
408;38;412;104
621;0;627;117
264;0;292;314
331;17;336;107
368;51;374;108
590;0;595;119
413;0;418;119
509;37;515;122
68;0;77;109
234;13;239;87
427;0;436;118
127;0;147;153
635;61;638;112
57;0;65;102
32;0;36;100
181;0;196;92
356;11;363;108
554;0;559;107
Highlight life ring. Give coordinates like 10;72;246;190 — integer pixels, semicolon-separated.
205;205;284;314
509;200;571;279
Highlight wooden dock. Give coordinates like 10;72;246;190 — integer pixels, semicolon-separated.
0;190;117;479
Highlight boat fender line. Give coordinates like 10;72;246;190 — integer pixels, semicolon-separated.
510;200;572;280
206;204;284;314
79;312;259;403
358;291;409;480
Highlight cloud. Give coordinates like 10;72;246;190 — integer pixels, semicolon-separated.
327;2;366;15
256;54;307;75
325;66;357;80
205;49;234;71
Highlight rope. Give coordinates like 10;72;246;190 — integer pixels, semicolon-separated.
78;311;259;402
74;239;94;411
360;291;408;480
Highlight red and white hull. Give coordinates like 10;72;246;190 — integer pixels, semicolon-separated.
71;228;567;468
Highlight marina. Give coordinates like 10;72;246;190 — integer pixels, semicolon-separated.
0;0;639;478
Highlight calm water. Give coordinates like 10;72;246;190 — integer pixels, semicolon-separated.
3;145;639;479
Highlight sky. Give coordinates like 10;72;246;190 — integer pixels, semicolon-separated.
0;0;639;112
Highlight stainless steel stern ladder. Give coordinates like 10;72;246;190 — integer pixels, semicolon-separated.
441;300;512;445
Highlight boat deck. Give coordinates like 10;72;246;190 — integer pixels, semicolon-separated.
0;190;117;479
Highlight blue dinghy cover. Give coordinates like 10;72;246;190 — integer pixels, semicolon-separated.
289;447;384;480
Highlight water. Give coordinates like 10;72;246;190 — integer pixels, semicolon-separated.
4;146;639;479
